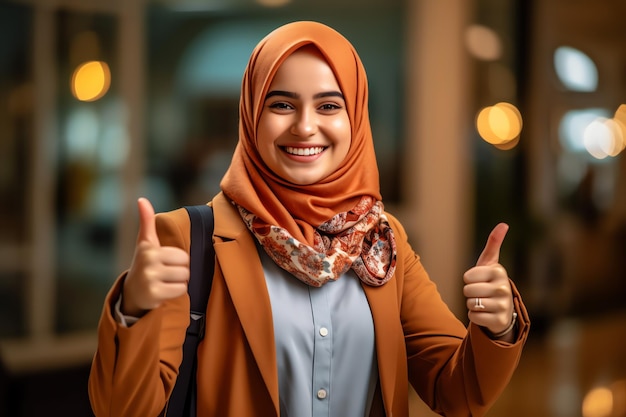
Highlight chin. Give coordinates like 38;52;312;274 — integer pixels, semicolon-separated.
283;174;325;186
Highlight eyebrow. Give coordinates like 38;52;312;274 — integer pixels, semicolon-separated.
264;90;345;100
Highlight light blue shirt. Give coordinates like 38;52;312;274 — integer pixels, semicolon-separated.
260;247;378;417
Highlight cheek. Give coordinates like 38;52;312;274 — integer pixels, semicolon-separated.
257;114;289;143
332;117;352;154
257;114;280;144
255;120;276;164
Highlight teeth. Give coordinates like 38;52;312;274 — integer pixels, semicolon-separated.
284;146;325;156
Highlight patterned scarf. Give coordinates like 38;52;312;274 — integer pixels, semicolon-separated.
238;196;396;287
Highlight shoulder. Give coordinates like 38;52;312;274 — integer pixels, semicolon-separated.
211;192;251;240
155;207;192;250
154;193;250;248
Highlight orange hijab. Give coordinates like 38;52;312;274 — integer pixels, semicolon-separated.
220;21;381;246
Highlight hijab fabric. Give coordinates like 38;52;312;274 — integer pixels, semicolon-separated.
220;21;396;287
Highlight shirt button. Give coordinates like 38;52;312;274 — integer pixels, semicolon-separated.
319;327;329;337
317;389;327;399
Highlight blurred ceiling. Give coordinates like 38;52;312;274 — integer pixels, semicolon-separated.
152;0;402;12
9;0;401;14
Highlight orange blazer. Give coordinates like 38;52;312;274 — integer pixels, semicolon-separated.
88;192;530;417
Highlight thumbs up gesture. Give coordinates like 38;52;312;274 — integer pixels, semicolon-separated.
121;198;190;317
463;223;516;341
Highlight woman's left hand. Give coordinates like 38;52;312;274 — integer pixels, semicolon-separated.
463;223;515;340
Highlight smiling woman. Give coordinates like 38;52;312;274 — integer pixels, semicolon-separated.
88;20;529;417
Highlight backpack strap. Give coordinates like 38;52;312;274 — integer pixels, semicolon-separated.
166;204;215;417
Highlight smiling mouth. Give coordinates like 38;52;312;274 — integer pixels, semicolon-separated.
282;146;326;156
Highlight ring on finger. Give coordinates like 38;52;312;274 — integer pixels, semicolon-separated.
475;297;486;309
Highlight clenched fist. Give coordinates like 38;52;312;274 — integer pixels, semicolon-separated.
121;198;190;317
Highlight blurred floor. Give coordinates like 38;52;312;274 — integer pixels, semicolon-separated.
0;362;93;417
411;309;626;417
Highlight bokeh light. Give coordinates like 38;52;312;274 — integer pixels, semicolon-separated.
582;386;613;417
616;104;626;125
465;24;502;61
65;106;99;161
71;60;111;102
554;46;598;92
476;102;523;149
256;0;291;6
582;107;626;160
615;104;626;140
559;108;610;153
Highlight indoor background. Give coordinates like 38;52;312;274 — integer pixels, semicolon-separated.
0;0;625;416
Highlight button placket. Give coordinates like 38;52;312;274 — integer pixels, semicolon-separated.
309;286;332;412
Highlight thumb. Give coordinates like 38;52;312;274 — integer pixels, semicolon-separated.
475;223;509;266
136;197;160;246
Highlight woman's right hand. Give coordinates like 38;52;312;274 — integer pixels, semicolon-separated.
121;198;190;318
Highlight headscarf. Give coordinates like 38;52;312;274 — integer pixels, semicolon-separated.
220;21;396;287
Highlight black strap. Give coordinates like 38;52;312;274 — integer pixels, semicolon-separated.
165;205;214;417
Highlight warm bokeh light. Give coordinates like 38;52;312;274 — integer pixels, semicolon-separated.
584;118;612;159
616;104;626;123
615;104;626;138
583;113;626;160
71;60;111;102
255;0;291;7
602;118;625;156
582;386;613;417
465;24;502;61
494;135;520;151
476;102;523;149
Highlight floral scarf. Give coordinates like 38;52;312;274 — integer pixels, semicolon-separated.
238;196;396;287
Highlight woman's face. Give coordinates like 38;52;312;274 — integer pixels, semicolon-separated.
256;46;351;185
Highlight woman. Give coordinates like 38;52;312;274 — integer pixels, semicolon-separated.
88;21;529;417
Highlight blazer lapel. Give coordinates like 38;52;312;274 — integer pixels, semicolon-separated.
212;194;279;415
363;282;401;415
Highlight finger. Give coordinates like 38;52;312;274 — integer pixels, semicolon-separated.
158;266;191;284
157;247;190;267
152;282;190;302
467;296;487;311
137;197;160;246
463;264;508;284
463;281;496;298
475;223;509;266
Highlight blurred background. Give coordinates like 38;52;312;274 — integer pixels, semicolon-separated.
0;0;625;416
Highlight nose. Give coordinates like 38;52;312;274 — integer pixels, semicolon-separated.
290;108;318;137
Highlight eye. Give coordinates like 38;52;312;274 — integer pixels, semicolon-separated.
318;102;344;113
267;101;294;111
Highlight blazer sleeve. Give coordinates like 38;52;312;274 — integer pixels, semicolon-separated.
88;208;193;417
389;215;530;417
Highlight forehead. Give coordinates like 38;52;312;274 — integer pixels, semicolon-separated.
269;46;339;87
